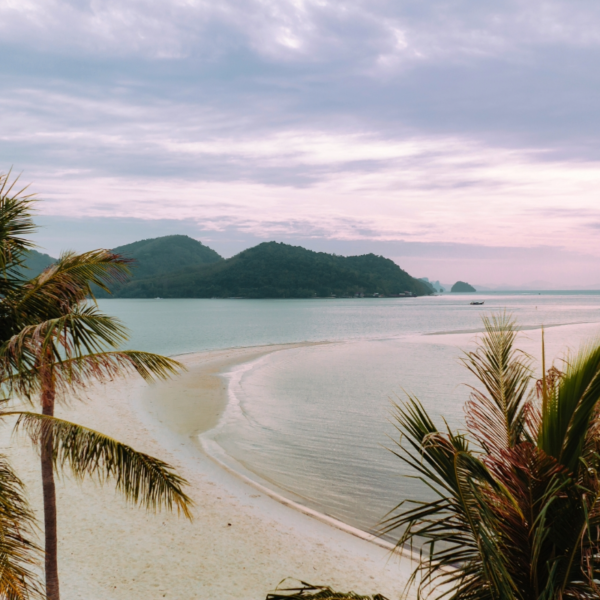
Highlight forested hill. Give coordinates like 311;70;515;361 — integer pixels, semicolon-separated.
115;241;434;298
111;235;222;278
95;235;223;297
17;236;223;288
22;249;56;276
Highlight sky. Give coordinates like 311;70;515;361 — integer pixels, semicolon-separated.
2;0;600;288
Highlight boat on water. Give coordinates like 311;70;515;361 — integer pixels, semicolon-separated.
470;301;484;305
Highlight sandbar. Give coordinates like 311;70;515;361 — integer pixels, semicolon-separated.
1;343;418;599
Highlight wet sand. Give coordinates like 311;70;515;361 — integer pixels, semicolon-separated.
1;343;418;599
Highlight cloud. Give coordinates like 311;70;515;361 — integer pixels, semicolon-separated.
3;1;600;63
2;0;600;285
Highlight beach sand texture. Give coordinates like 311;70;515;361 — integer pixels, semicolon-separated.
1;344;417;600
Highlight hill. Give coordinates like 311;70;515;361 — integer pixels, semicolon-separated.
21;249;56;277
451;281;476;292
115;241;434;298
111;235;222;279
96;235;223;297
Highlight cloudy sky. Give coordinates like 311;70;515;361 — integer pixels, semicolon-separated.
2;0;600;287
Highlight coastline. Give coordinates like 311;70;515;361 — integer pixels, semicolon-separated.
141;343;328;438
1;343;418;600
143;342;411;555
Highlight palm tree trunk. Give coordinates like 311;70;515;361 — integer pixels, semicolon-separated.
41;360;60;600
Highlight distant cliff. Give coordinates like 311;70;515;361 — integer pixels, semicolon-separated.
451;281;476;292
420;277;444;293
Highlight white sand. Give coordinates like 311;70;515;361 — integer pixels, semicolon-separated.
1;344;418;600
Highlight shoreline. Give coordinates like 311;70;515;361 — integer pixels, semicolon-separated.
134;342;419;598
0;342;418;599
142;342;329;438
141;341;412;556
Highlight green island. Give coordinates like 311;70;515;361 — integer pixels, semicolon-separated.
27;236;435;299
451;280;476;292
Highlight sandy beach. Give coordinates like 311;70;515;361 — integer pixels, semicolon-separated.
1;343;418;600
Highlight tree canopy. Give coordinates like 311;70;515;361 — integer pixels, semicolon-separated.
117;241;434;298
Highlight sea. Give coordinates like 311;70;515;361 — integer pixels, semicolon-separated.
99;292;600;541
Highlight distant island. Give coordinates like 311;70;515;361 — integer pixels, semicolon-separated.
451;281;476;292
24;236;435;299
420;277;444;293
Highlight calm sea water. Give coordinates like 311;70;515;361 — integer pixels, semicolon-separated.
99;293;600;539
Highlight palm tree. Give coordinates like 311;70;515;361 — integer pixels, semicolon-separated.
0;173;46;600
384;313;600;599
0;457;40;600
0;173;192;600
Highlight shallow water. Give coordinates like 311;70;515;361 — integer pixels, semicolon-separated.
99;293;600;538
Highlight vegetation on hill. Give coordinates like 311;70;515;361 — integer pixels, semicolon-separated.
95;235;223;297
115;241;434;298
23;249;56;276
451;280;476;292
112;235;222;278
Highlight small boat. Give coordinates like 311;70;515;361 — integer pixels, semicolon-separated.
470;301;484;305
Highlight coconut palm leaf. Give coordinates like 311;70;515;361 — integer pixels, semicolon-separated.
5;251;131;332
12;412;193;520
3;304;127;361
461;313;533;454
0;304;182;400
538;341;600;473
0;172;36;273
384;318;600;599
0;173;37;344
0;454;41;600
266;581;389;599
1;350;181;402
383;398;504;599
29;249;131;298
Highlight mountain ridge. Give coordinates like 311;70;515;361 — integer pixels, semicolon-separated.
114;240;434;298
16;236;434;298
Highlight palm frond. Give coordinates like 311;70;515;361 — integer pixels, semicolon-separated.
4;304;128;360
0;454;41;599
0;299;183;400
538;341;600;473
386;317;600;599
0;171;37;302
5;250;131;331
462;312;533;454
1;347;182;401
13;412;193;520
383;399;498;599
37;249;131;297
266;581;389;599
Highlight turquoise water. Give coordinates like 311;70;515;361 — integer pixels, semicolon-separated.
99;293;600;355
99;293;600;538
